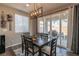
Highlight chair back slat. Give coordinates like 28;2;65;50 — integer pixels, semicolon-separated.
21;33;38;56
21;35;25;44
37;33;48;39
25;36;35;55
50;37;57;56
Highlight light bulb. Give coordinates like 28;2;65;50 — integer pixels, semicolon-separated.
26;4;30;7
35;12;37;15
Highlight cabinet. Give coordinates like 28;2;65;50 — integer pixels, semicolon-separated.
0;35;5;53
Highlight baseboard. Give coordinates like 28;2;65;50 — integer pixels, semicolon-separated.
57;45;67;49
57;45;72;52
6;43;22;50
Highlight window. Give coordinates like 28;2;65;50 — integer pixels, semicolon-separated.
47;21;50;32
38;18;44;33
15;14;29;32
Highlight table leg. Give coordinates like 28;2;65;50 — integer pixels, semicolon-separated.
25;42;26;56
25;42;29;56
22;42;24;53
41;35;42;39
39;47;42;56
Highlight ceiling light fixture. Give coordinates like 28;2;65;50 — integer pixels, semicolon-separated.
26;4;30;7
30;3;43;18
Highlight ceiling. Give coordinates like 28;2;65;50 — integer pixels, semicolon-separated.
2;3;74;13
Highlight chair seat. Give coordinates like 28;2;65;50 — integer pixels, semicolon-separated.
42;46;55;55
42;46;51;55
28;47;39;53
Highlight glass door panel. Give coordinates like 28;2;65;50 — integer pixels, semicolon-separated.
51;19;60;33
38;18;44;33
51;11;68;48
60;12;68;48
47;21;50;33
51;15;60;46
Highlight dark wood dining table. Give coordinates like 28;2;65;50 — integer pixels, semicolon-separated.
26;36;52;56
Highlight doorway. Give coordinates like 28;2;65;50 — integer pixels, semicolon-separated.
46;10;68;48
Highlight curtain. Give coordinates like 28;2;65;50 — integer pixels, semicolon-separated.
71;5;79;54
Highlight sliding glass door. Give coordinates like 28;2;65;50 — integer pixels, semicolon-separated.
38;17;44;33
60;12;68;48
46;18;51;33
37;10;68;48
51;15;61;46
51;11;68;48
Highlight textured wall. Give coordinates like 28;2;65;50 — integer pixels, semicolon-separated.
0;4;28;48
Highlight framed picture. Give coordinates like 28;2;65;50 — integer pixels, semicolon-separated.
1;11;6;28
7;14;13;31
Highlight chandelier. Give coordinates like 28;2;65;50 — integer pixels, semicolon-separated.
30;4;43;18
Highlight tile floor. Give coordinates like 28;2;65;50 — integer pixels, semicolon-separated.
14;47;77;56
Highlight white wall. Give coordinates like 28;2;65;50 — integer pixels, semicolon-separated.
0;4;28;48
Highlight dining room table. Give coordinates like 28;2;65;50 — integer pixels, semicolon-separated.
25;36;52;56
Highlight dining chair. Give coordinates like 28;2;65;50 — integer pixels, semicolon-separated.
37;33;48;39
51;30;58;38
24;36;39;56
21;35;25;53
42;37;58;56
21;32;30;53
42;33;48;40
